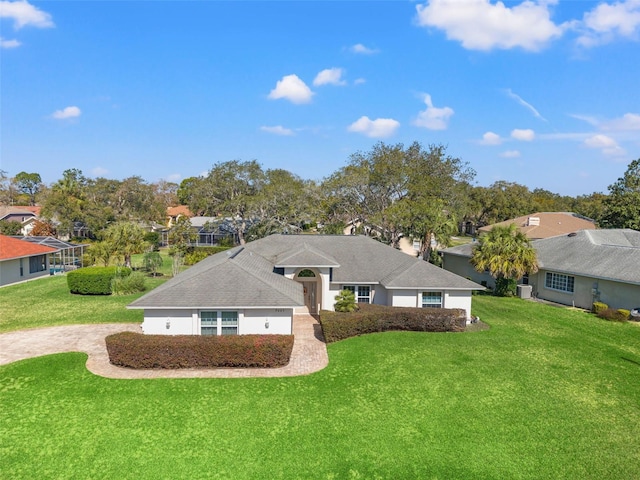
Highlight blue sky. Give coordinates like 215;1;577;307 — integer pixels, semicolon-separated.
1;0;639;197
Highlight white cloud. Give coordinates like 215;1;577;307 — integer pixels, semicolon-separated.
347;116;400;138
260;125;295;136
413;94;454;130
501;150;521;158
511;128;535;141
0;36;20;48
91;167;109;177
584;134;626;156
313;68;347;87
166;173;182;182
603;112;640;131
577;0;640;47
0;0;54;29
415;0;565;51
505;89;546;121
268;74;314;104
350;43;379;54
480;131;502;145
51;106;81;119
354;78;366;85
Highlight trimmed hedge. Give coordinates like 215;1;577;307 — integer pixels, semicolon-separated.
67;266;131;295
320;303;466;343
106;332;294;369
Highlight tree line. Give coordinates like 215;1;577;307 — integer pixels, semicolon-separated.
1;143;639;249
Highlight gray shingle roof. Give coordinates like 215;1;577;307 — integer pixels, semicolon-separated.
275;243;340;267
129;234;483;310
532;229;640;285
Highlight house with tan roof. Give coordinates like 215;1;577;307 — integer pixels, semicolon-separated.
129;234;484;335
166;205;194;228
0;235;57;287
0;206;42;235
477;212;596;239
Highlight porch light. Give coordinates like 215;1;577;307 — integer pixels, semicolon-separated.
166;321;170;330
265;320;269;329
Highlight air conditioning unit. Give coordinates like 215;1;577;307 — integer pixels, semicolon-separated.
517;284;533;299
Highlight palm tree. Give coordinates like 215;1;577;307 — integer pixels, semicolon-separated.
471;223;538;296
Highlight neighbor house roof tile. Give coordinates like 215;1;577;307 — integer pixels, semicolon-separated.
0;235;57;260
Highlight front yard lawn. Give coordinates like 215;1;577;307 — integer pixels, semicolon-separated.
1;296;640;478
0;275;164;333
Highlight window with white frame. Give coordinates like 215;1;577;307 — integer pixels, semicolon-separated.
343;285;371;304
422;292;443;308
221;311;238;335
200;311;238;335
545;272;574;293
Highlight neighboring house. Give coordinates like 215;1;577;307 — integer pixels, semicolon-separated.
166;205;193;228
441;211;597;289
477;212;596;240
440;241;493;288
0;235;57;287
129;234;484;335
441;229;640;311
0;206;41;236
530;229;640;311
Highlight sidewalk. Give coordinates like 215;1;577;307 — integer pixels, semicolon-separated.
0;314;328;379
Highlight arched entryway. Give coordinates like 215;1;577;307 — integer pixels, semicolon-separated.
295;268;321;314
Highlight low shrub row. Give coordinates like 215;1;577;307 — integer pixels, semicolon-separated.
67;266;131;295
106;332;294;369
597;308;630;322
320;303;466;343
592;302;630;322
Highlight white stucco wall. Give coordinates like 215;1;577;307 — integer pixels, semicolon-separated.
141;308;294;335
390;289;419;307
389;289;473;318
0;255;51;287
142;309;196;335
241;309;292;335
443;290;473;319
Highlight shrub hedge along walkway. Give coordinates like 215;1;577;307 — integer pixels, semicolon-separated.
0;314;329;379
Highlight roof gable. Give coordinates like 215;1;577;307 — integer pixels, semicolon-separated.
274;243;340;267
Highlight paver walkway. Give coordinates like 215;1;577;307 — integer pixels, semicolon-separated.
0;314;329;379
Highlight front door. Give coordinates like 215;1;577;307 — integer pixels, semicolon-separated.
302;281;317;314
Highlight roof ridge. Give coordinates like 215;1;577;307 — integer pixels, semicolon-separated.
233;251;302;303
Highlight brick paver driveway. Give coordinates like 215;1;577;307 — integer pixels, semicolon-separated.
0;314;328;379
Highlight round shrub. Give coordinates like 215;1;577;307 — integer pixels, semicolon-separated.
67;266;131;295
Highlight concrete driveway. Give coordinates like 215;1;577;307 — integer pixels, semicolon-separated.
0;314;328;379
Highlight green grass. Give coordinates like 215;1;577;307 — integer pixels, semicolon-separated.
2;296;640;478
0;275;165;333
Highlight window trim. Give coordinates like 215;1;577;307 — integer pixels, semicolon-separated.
200;310;238;336
421;291;443;308
545;272;575;293
343;285;372;304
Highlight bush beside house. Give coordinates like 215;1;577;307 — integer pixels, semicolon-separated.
106;332;294;368
67;266;131;295
320;303;466;343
